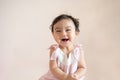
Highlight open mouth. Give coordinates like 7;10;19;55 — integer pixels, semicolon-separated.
61;38;69;42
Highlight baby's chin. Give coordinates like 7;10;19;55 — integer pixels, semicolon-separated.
59;41;72;47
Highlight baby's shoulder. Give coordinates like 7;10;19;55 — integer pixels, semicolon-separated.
73;44;84;60
49;44;58;50
49;44;59;53
74;44;84;54
49;44;59;58
75;44;83;50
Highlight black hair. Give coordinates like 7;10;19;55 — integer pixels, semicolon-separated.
50;14;80;32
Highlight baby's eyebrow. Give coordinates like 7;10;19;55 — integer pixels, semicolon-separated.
54;26;72;30
54;28;62;30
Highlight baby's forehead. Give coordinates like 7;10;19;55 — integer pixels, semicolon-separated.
54;18;74;25
54;20;75;29
54;26;74;30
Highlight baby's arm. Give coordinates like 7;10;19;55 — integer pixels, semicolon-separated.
49;48;67;80
74;50;87;79
66;74;77;80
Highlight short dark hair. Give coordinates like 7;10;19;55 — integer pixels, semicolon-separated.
50;14;80;32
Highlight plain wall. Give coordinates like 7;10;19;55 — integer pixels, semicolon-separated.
0;0;120;80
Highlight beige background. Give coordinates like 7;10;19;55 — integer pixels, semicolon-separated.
0;0;120;80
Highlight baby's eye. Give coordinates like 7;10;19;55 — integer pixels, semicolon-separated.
55;30;62;32
66;29;71;32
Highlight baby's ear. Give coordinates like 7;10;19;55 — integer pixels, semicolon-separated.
75;31;79;36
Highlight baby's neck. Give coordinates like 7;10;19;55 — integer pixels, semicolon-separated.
59;44;75;55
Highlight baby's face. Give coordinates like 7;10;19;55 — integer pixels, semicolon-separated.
52;19;78;47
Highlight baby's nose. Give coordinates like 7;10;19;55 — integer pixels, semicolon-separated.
62;31;67;36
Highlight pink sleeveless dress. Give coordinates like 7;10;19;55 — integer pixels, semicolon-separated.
39;44;85;80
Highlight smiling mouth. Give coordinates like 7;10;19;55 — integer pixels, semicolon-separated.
61;38;69;42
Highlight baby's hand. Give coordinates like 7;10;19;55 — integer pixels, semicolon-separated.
66;74;77;80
